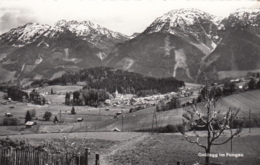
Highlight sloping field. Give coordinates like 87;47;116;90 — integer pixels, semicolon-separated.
37;85;82;93
185;82;203;87
90;90;260;132
91;106;185;132
0;66;16;82
2;131;260;165
103;131;260;165
44;94;65;103
5;132;144;142
218;69;260;80
220;90;260;116
50;71;66;80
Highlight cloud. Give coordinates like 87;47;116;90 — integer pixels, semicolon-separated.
0;9;37;34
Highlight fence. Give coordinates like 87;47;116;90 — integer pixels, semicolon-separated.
0;148;100;165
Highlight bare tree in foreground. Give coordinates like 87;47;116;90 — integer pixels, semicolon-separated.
42;124;88;165
181;85;242;164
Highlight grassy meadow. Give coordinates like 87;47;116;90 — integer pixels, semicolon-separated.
1;85;260;164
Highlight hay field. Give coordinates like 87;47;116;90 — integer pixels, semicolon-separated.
220;90;260;116
37;85;83;93
4;130;260;165
218;70;260;80
90;106;185;132
103;130;260;165
89;90;260;132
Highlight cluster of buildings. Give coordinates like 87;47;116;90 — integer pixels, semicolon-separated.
104;89;179;108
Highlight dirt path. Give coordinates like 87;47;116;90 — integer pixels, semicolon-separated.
99;133;149;165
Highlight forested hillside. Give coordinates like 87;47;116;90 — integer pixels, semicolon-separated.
31;67;185;94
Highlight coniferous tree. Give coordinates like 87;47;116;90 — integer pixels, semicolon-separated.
34;67;184;95
71;106;76;114
256;79;260;89
248;78;256;90
53;116;59;124
25;110;32;123
257;72;260;78
252;72;256;77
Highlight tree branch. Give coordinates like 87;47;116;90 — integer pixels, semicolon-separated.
212;132;239;146
184;134;207;150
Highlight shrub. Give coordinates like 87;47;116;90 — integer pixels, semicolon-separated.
165;124;178;132
3;118;19;126
231;119;245;129
135;123;184;133
43;111;52;121
243;118;259;128
3;93;8;100
177;124;186;134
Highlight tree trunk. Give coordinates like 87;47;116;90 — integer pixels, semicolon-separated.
205;148;210;164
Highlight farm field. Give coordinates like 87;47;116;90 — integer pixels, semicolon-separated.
220;90;260;116
179;89;260;118
90;106;184;132
2;89;260;135
103;131;260;165
0;86;260;164
0;98;138;135
27;85;83;93
218;70;260;80
2;129;260;165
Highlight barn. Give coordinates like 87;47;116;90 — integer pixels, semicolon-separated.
25;121;36;128
5;113;13;117
77;118;83;122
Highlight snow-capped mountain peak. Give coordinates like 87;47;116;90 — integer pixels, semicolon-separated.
144;8;222;52
228;8;260;27
54;19;129;42
55;19;68;27
146;8;222;34
0;22;51;47
0;19;129;49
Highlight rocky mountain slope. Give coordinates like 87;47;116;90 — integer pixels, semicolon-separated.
143;8;222;52
105;8;222;82
0;20;128;83
198;8;260;81
55;20;129;56
2;8;260;84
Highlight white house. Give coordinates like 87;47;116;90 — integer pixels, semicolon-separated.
25;121;35;128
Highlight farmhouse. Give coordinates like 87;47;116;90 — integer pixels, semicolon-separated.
77;118;83;122
116;112;121;115
5;112;13;117
104;99;111;104
25;121;36;128
112;127;121;132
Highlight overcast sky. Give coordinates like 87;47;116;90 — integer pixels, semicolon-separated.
0;0;258;36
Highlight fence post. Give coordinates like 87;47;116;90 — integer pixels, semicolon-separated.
76;156;80;165
121;110;124;131
249;109;251;133
95;153;100;165
56;159;59;165
85;148;89;165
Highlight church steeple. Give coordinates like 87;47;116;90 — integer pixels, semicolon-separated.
115;87;118;96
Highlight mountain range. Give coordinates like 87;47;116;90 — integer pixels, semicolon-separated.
1;8;260;85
